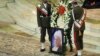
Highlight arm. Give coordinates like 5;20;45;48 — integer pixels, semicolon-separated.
37;6;42;27
68;12;74;30
48;3;52;16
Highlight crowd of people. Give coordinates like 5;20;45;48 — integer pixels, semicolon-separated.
82;0;100;8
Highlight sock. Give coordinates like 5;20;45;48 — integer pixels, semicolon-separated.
77;50;82;56
41;43;45;49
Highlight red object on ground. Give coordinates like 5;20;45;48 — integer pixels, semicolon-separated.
57;5;66;15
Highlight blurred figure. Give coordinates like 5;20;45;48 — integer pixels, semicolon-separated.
64;0;73;52
82;0;95;8
64;28;73;52
52;30;62;53
37;0;52;52
82;0;100;8
68;1;86;56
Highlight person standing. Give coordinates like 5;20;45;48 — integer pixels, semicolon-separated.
64;1;73;52
37;0;52;52
68;1;86;56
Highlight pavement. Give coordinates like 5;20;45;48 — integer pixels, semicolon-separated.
0;23;100;56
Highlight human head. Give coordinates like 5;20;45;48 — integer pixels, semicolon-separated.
72;1;78;7
54;30;62;47
55;36;61;47
72;1;78;5
71;0;78;5
42;0;48;3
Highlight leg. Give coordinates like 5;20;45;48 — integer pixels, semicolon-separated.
67;35;73;52
74;31;80;56
40;27;46;52
67;30;73;52
40;27;46;43
65;28;73;52
74;31;80;50
47;27;51;42
47;27;52;53
74;30;84;56
79;30;84;50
